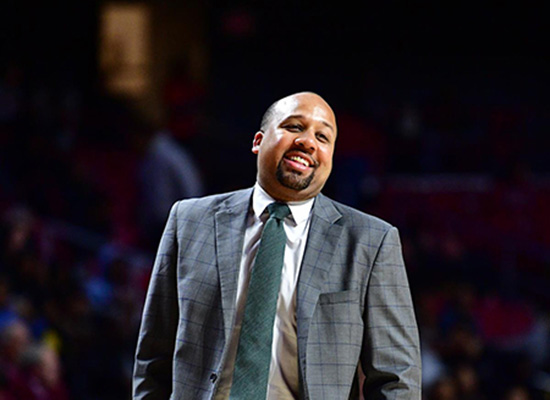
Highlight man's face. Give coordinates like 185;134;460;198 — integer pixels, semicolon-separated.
252;92;337;202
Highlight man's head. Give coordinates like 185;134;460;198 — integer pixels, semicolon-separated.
252;92;337;202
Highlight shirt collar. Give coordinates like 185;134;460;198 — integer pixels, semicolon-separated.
252;182;315;226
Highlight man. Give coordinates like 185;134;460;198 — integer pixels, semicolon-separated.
133;92;421;399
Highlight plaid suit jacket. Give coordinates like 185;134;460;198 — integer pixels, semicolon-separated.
133;188;421;399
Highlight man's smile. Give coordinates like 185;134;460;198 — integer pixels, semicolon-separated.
282;151;316;172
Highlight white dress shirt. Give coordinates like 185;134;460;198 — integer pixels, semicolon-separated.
215;183;314;399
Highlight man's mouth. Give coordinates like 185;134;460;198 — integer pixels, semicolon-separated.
288;155;310;167
283;152;315;172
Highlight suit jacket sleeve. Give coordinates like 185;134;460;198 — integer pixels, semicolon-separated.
361;226;422;398
133;202;180;399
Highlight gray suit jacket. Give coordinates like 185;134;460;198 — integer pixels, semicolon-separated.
133;188;421;399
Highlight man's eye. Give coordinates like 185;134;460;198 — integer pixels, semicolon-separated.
316;132;329;142
285;124;302;131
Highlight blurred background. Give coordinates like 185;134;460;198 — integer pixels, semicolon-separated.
0;1;548;399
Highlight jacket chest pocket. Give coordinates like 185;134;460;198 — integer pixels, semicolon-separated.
313;290;363;331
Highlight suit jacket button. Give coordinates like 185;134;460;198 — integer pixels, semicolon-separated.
210;373;218;383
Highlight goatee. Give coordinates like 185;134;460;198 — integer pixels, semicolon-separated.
276;160;315;190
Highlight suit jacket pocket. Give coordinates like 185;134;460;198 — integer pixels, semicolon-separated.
306;290;363;398
317;289;360;305
313;290;363;337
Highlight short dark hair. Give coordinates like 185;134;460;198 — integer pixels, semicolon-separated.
260;100;279;132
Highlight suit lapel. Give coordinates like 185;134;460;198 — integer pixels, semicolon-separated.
214;188;252;340
296;194;343;391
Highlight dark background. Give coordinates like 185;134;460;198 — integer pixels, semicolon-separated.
1;2;549;399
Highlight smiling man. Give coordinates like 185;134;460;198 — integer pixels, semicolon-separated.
133;92;421;399
253;93;335;201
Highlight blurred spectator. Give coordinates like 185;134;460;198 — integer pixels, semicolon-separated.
502;385;532;400
19;343;69;400
421;337;447;391
453;363;486;400
136;129;205;248
0;277;17;330
0;319;32;398
428;375;457;400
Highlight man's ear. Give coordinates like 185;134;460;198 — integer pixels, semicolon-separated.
251;131;264;154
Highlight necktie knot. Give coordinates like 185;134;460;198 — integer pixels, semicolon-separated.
267;202;291;221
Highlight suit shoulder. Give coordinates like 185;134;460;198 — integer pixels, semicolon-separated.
322;196;394;235
171;188;251;220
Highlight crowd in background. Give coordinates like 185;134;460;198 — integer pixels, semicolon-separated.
1;54;549;400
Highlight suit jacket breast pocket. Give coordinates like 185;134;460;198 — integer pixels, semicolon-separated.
318;289;360;305
310;290;363;346
314;290;362;330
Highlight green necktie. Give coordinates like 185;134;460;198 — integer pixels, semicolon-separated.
230;202;291;399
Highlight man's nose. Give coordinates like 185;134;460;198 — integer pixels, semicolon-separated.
294;130;316;152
